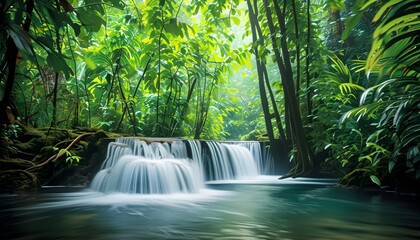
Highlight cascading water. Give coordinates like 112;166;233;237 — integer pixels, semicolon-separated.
91;138;200;194
90;138;265;194
204;141;259;181
237;141;263;173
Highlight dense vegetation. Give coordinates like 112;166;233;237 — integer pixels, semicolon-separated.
1;0;419;192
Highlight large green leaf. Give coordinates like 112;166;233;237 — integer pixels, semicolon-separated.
75;7;105;32
47;51;73;78
8;23;34;58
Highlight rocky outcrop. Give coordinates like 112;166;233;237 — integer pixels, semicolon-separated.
0;124;116;193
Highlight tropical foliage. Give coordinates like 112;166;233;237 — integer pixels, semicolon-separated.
1;0;252;140
340;0;420;187
312;0;419;189
1;0;419;190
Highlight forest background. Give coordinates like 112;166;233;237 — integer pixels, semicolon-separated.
1;0;419;192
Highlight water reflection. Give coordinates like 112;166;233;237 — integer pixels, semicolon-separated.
1;177;419;239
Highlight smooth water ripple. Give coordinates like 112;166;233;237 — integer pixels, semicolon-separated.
1;177;419;240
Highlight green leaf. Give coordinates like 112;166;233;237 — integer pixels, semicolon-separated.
108;0;125;9
231;16;240;26
388;161;396;173
58;149;67;157
342;12;363;40
47;52;73;78
165;22;183;37
35;36;55;50
370;175;381;186
76;8;105;32
84;56;97;70
360;0;377;10
8;23;34;58
372;0;403;22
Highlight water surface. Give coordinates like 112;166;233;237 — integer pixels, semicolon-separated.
1;177;419;239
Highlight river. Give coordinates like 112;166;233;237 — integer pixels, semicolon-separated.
1;176;419;239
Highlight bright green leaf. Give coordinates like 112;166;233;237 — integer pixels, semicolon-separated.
370;175;381;186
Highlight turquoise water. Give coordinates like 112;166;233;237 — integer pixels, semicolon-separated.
1;177;419;239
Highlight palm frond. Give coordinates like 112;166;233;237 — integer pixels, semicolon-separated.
366;0;420;78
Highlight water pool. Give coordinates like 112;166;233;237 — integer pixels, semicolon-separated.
1;177;419;239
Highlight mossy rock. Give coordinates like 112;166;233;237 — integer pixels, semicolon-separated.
17;134;65;152
9;150;36;160
84;131;110;143
17;130;45;143
72;127;101;134
47;129;71;140
62;171;90;186
0;170;40;193
0;158;35;170
0;137;11;159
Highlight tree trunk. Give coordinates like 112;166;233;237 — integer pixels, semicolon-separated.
247;0;286;172
306;0;312;119
265;0;314;177
0;0;34;125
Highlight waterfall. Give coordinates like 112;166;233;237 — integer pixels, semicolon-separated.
90;138;265;194
204;141;259;181
101;142;132;169
237;141;263;173
91;138;200;194
91;156;199;194
187;140;205;186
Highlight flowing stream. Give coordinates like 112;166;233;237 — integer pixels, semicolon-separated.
1;139;419;239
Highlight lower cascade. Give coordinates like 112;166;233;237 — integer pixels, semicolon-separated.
90;138;264;194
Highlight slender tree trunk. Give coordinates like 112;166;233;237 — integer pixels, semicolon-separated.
247;0;286;171
248;0;287;143
83;75;92;127
116;56;152;132
306;0;312;119
162;66;180;135
67;27;79;128
266;0;314;177
291;0;301;104
179;75;197;126
0;0;34;125
51;72;59;126
112;49;138;135
51;0;62;127
261;52;287;142
155;8;165;135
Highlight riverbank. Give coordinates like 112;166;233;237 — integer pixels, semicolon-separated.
0;124;122;193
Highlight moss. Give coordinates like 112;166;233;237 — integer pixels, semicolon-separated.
48;129;71;140
17;130;46;143
0;170;40;193
40;146;57;155
1;127;120;192
0;137;11;159
0;158;35;170
14;135;53;154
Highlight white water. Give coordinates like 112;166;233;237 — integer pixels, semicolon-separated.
91;138;263;194
204;141;259;181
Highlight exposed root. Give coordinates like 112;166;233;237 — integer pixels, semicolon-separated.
337;168;370;186
26;132;95;171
